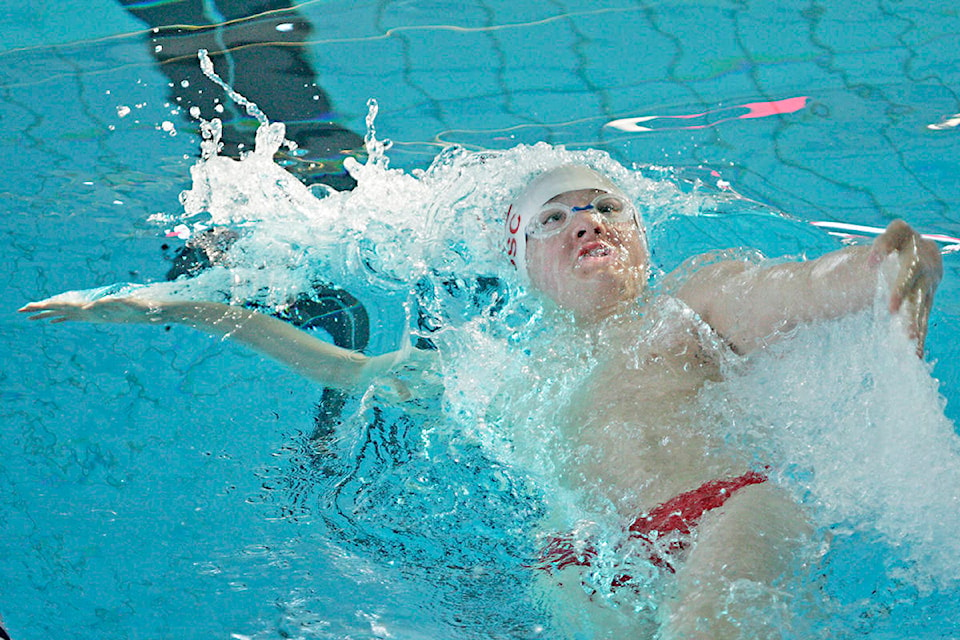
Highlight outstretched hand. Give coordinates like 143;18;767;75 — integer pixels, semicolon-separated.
19;295;165;325
870;220;943;356
21;293;443;403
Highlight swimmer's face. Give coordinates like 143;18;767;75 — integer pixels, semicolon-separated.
525;188;649;321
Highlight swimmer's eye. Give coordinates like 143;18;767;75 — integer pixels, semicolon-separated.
535;208;568;230
527;194;634;239
594;195;625;216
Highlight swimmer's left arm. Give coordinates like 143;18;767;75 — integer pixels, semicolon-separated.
678;220;942;356
19;297;438;400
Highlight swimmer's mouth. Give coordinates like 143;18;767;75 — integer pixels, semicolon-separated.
578;241;613;261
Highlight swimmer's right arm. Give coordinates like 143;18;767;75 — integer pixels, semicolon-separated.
677;219;943;356
19;297;435;399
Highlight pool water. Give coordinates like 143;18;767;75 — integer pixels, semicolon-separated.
4;1;960;638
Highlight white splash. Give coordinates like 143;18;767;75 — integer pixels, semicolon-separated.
704;294;960;590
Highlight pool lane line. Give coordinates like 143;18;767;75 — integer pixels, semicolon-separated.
811;220;960;251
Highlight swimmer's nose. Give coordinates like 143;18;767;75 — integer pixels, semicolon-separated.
573;211;605;238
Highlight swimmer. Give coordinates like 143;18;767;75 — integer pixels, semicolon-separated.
506;165;941;637
20;164;942;638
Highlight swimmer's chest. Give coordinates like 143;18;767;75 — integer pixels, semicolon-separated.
559;320;736;509
559;304;727;459
587;305;725;413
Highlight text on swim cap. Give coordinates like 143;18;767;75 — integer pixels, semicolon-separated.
505;204;521;268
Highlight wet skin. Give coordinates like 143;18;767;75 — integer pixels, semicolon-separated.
520;189;942;639
524;188;649;324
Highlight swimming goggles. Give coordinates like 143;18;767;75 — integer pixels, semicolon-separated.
526;193;636;239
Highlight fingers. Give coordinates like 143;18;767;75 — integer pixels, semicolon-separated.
25;310;68;322
914;288;932;357
900;287;933;358
390;379;413;402
402;347;440;371
390;349;443;399
872;220;943;358
20;296;162;325
888;233;922;313
371;378;412;403
19;302;71;322
872;219;912;252
18;301;49;314
19;299;91;323
19;299;77;313
873;219;942;310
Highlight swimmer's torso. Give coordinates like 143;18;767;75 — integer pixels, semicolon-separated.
555;296;748;515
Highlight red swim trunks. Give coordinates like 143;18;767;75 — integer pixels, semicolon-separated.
532;471;767;578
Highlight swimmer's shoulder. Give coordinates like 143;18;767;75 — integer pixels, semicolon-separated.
660;249;763;335
675;261;749;316
640;294;735;361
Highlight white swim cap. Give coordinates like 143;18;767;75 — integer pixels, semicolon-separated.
504;164;628;279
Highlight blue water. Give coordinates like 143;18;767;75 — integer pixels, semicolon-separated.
3;1;960;638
